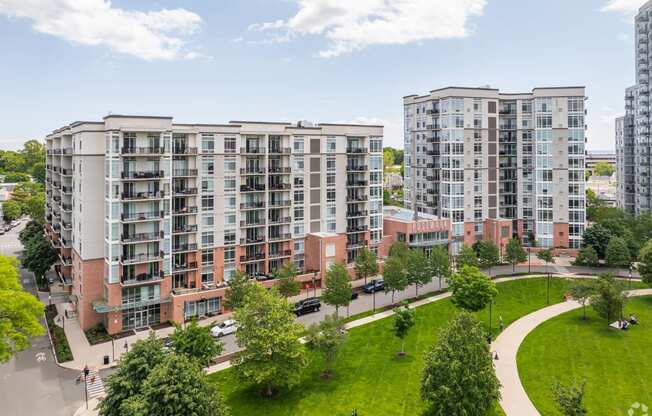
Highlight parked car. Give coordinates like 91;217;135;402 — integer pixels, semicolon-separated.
0;229;5;235
210;319;238;338
10;220;19;227
363;279;384;293
351;290;359;300
294;297;321;316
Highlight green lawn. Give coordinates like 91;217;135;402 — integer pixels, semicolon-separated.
209;277;579;416
518;295;652;416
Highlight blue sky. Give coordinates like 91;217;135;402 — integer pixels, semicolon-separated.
0;0;646;150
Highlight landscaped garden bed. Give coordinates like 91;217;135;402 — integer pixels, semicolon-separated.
44;304;73;362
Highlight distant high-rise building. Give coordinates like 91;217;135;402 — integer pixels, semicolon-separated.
616;87;636;214
403;86;587;253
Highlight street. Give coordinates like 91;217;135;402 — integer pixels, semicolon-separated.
0;222;83;416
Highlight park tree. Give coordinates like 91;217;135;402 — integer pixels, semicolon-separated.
99;334;167;416
383;254;409;304
552;379;588;416
592;161;615;177
121;353;229;416
389;241;410;260
638;239;652;285
31;162;46;185
421;312;500;416
3;172;30;183
2;200;21;222
569;281;595;320
393;301;416;356
275;261;301;298
582;224;611;259
537;249;555;304
19;221;43;245
505;238;527;272
604;236;630;268
406;249;432;297
0;151;26;173
10;182;43;210
169;320;223;367
224;270;255;310
448;265;498;312
590;274;627;325
233;284;306;397
457;244;478;268
573;245;599;267
0;255;44;363
24;193;45;223
383;148;395;167
354;247;378;284
321;262;352;317
22;233;58;284
474;240;500;274
430;245;451;289
305;314;347;378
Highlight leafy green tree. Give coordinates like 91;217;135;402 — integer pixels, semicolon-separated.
2;199;21;222
448;265;498;312
10;182;43;210
505;238;527;272
99;334;167;416
0;151;26;173
406;249;432;297
305;314;347;378
24;193;45;223
421;312;500;416
321;262;352;317
22;233;58;283
569;281;594;320
590;274;627;325
0;255;44;363
122;353;229;416
31;162;46;185
537;249;554;277
20;140;45;171
275;261;301;298
383;254;408;304
573;245;599;267
354;247;378;284
19;221;43;246
389;241;409;260
383;148;395;168
474;241;500;274
224;270;255;310
582;224;611;259
552;378;588;416
430;245;451;289
456;244;478;268
393;301;416;356
233;284;306;397
638;239;652;285
3;172;30;183
169;320;223;367
592;161;615;177
604;236;630;268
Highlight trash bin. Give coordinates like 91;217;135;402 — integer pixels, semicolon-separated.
103;355;110;365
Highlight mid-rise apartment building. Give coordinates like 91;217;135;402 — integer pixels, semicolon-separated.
617;2;651;215
403;86;587;253
45;116;383;334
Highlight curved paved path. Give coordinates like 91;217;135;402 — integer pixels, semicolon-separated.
493;288;652;416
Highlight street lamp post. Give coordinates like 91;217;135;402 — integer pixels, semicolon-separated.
312;272;317;298
84;375;88;409
629;264;633;289
111;336;115;362
489;300;493;338
528;247;531;274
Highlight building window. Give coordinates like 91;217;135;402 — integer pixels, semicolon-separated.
224;137;236;153
293;137;304;153
202;249;214;265
201;195;214;211
370;138;382;153
224;177;236;191
201;134;215;153
224;231;235;245
202;158;214;174
294;207;304;221
201;232;214;247
294;190;304;204
202;214;214;227
326;138;337;153
224;158;236;173
202;178;214;193
224;247;235;263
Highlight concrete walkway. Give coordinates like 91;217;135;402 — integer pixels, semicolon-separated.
493;288;652;416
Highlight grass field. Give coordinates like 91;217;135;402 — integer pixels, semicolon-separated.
209;277;581;416
518;295;652;416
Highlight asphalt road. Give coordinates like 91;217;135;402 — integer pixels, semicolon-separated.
0;221;83;416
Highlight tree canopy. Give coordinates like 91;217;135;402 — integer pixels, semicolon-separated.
393;301;416;355
354;247;378;284
321;262;352;316
405;249;432;296
430;245;451;288
456;244;478;268
573;245;599;267
592;161;615;177
305;313;347;377
590;274;627;325
604;236;630;268
505;238;527;271
274;261;301;298
169;320;223;367
383;254;409;303
474;240;500;271
448;265;498;312
224;270;255;311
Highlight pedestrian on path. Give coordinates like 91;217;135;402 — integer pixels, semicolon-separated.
83;364;89;379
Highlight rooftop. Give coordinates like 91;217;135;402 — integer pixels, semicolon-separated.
383;206;440;222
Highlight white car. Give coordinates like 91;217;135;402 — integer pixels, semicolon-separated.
211;319;237;338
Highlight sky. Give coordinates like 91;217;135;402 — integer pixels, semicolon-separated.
0;0;647;150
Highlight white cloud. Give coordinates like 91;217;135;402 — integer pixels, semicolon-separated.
248;0;487;57
602;0;647;17
0;0;202;60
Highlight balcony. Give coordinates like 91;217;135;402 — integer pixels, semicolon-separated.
173;187;198;196
240;201;265;209
347;210;368;218
241;218;265;227
121;170;165;180
61;203;73;211
172;206;198;215
268;166;292;174
347;240;368;250
121;211;164;222
173;224;198;234
121;190;165;201
173;147;198;155
240;237;265;245
121;231;164;243
173;169;198;177
346;195;368;202
268;147;291;154
268;216;291;225
120;251;164;265
240;184;266;192
240;147;266;154
240;253;265;262
347;147;368;154
268;250;292;259
240;167;266;175
173;261;198;272
121;147;165;155
268;200;291;208
347;180;368;187
268;233;291;242
268;183;291;191
347;225;369;233
121;271;164;286
61;220;73;230
172;243;198;253
346;165;368;172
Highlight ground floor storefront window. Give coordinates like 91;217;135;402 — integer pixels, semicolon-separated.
183;297;220;320
122;303;161;330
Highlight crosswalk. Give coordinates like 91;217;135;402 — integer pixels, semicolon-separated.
83;368;106;399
